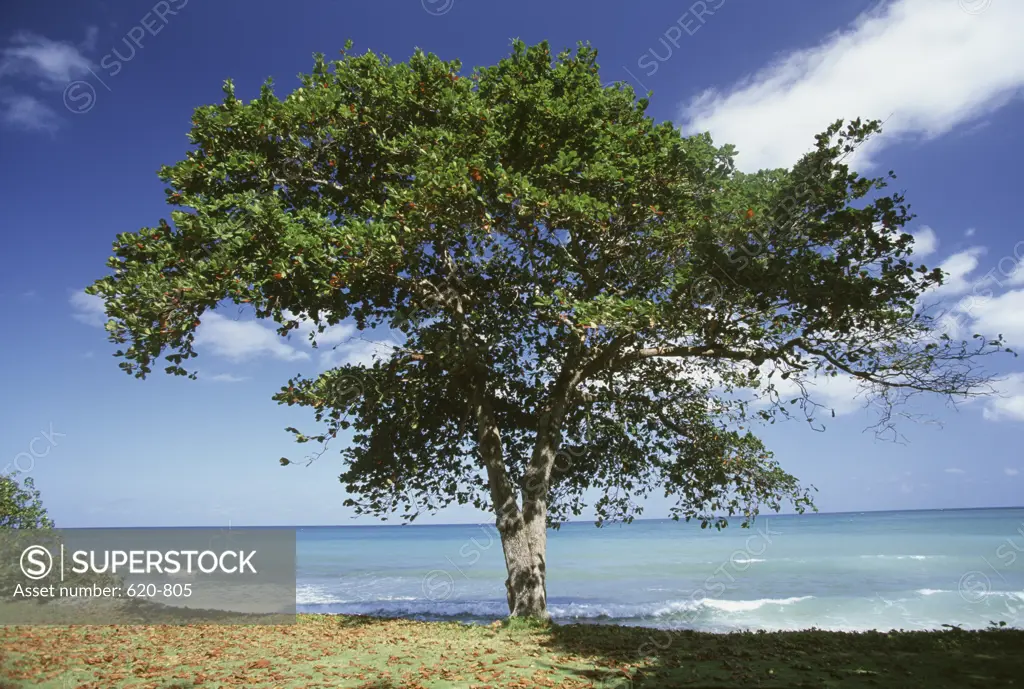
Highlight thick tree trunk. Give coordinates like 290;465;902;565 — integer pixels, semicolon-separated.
473;390;553;619
506;417;557;619
497;495;549;619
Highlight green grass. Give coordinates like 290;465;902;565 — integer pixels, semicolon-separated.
0;614;1021;688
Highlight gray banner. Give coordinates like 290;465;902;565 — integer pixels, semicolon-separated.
0;528;296;625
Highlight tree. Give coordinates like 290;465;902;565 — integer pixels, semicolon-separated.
0;475;55;594
86;40;1009;619
0;474;54;530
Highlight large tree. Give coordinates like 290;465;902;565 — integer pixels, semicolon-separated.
87;40;1008;618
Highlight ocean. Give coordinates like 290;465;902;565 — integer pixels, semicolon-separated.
295;507;1024;632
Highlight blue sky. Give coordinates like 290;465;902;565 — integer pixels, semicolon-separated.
1;0;1023;528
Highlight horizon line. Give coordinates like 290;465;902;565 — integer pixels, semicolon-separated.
58;505;1024;529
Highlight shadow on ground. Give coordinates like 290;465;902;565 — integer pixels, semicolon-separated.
539;620;1024;688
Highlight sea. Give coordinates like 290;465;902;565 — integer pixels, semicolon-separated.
295;507;1024;632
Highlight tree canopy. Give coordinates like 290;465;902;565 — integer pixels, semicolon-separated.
86;39;1009;616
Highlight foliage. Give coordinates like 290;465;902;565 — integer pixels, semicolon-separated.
0;473;55;602
0;474;54;530
86;39;1009;535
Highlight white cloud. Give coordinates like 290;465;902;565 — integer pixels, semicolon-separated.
315;325;358;347
965;228;976;238
280;309;399;368
0;93;59;133
927;309;968;342
997;253;1024;288
1006;468;1020;477
967;289;1024;348
320;339;392;369
69;290;107;327
922;247;986;299
0;30;95;133
679;0;1024;172
0;31;92;88
194;312;309;363
70;293;396;368
980;372;1024;422
208;373;249;383
757;364;868;417
280;310;357;347
944;468;965;474
909;226;938;258
701;357;871;420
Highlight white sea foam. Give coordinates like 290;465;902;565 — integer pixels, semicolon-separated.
292;591;1024;633
978;590;1024;600
702;596;813;613
295;595;815;621
296;583;421;606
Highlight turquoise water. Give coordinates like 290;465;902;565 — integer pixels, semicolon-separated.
296;508;1024;632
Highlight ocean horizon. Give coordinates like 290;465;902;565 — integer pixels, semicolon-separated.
83;504;1024;529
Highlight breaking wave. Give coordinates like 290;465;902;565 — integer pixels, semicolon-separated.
297;590;815;624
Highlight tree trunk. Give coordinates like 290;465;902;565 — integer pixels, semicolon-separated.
497;495;549;619
471;357;571;619
504;417;557;620
473;389;552;619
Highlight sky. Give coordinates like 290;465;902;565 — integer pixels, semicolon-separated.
1;0;1023;528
